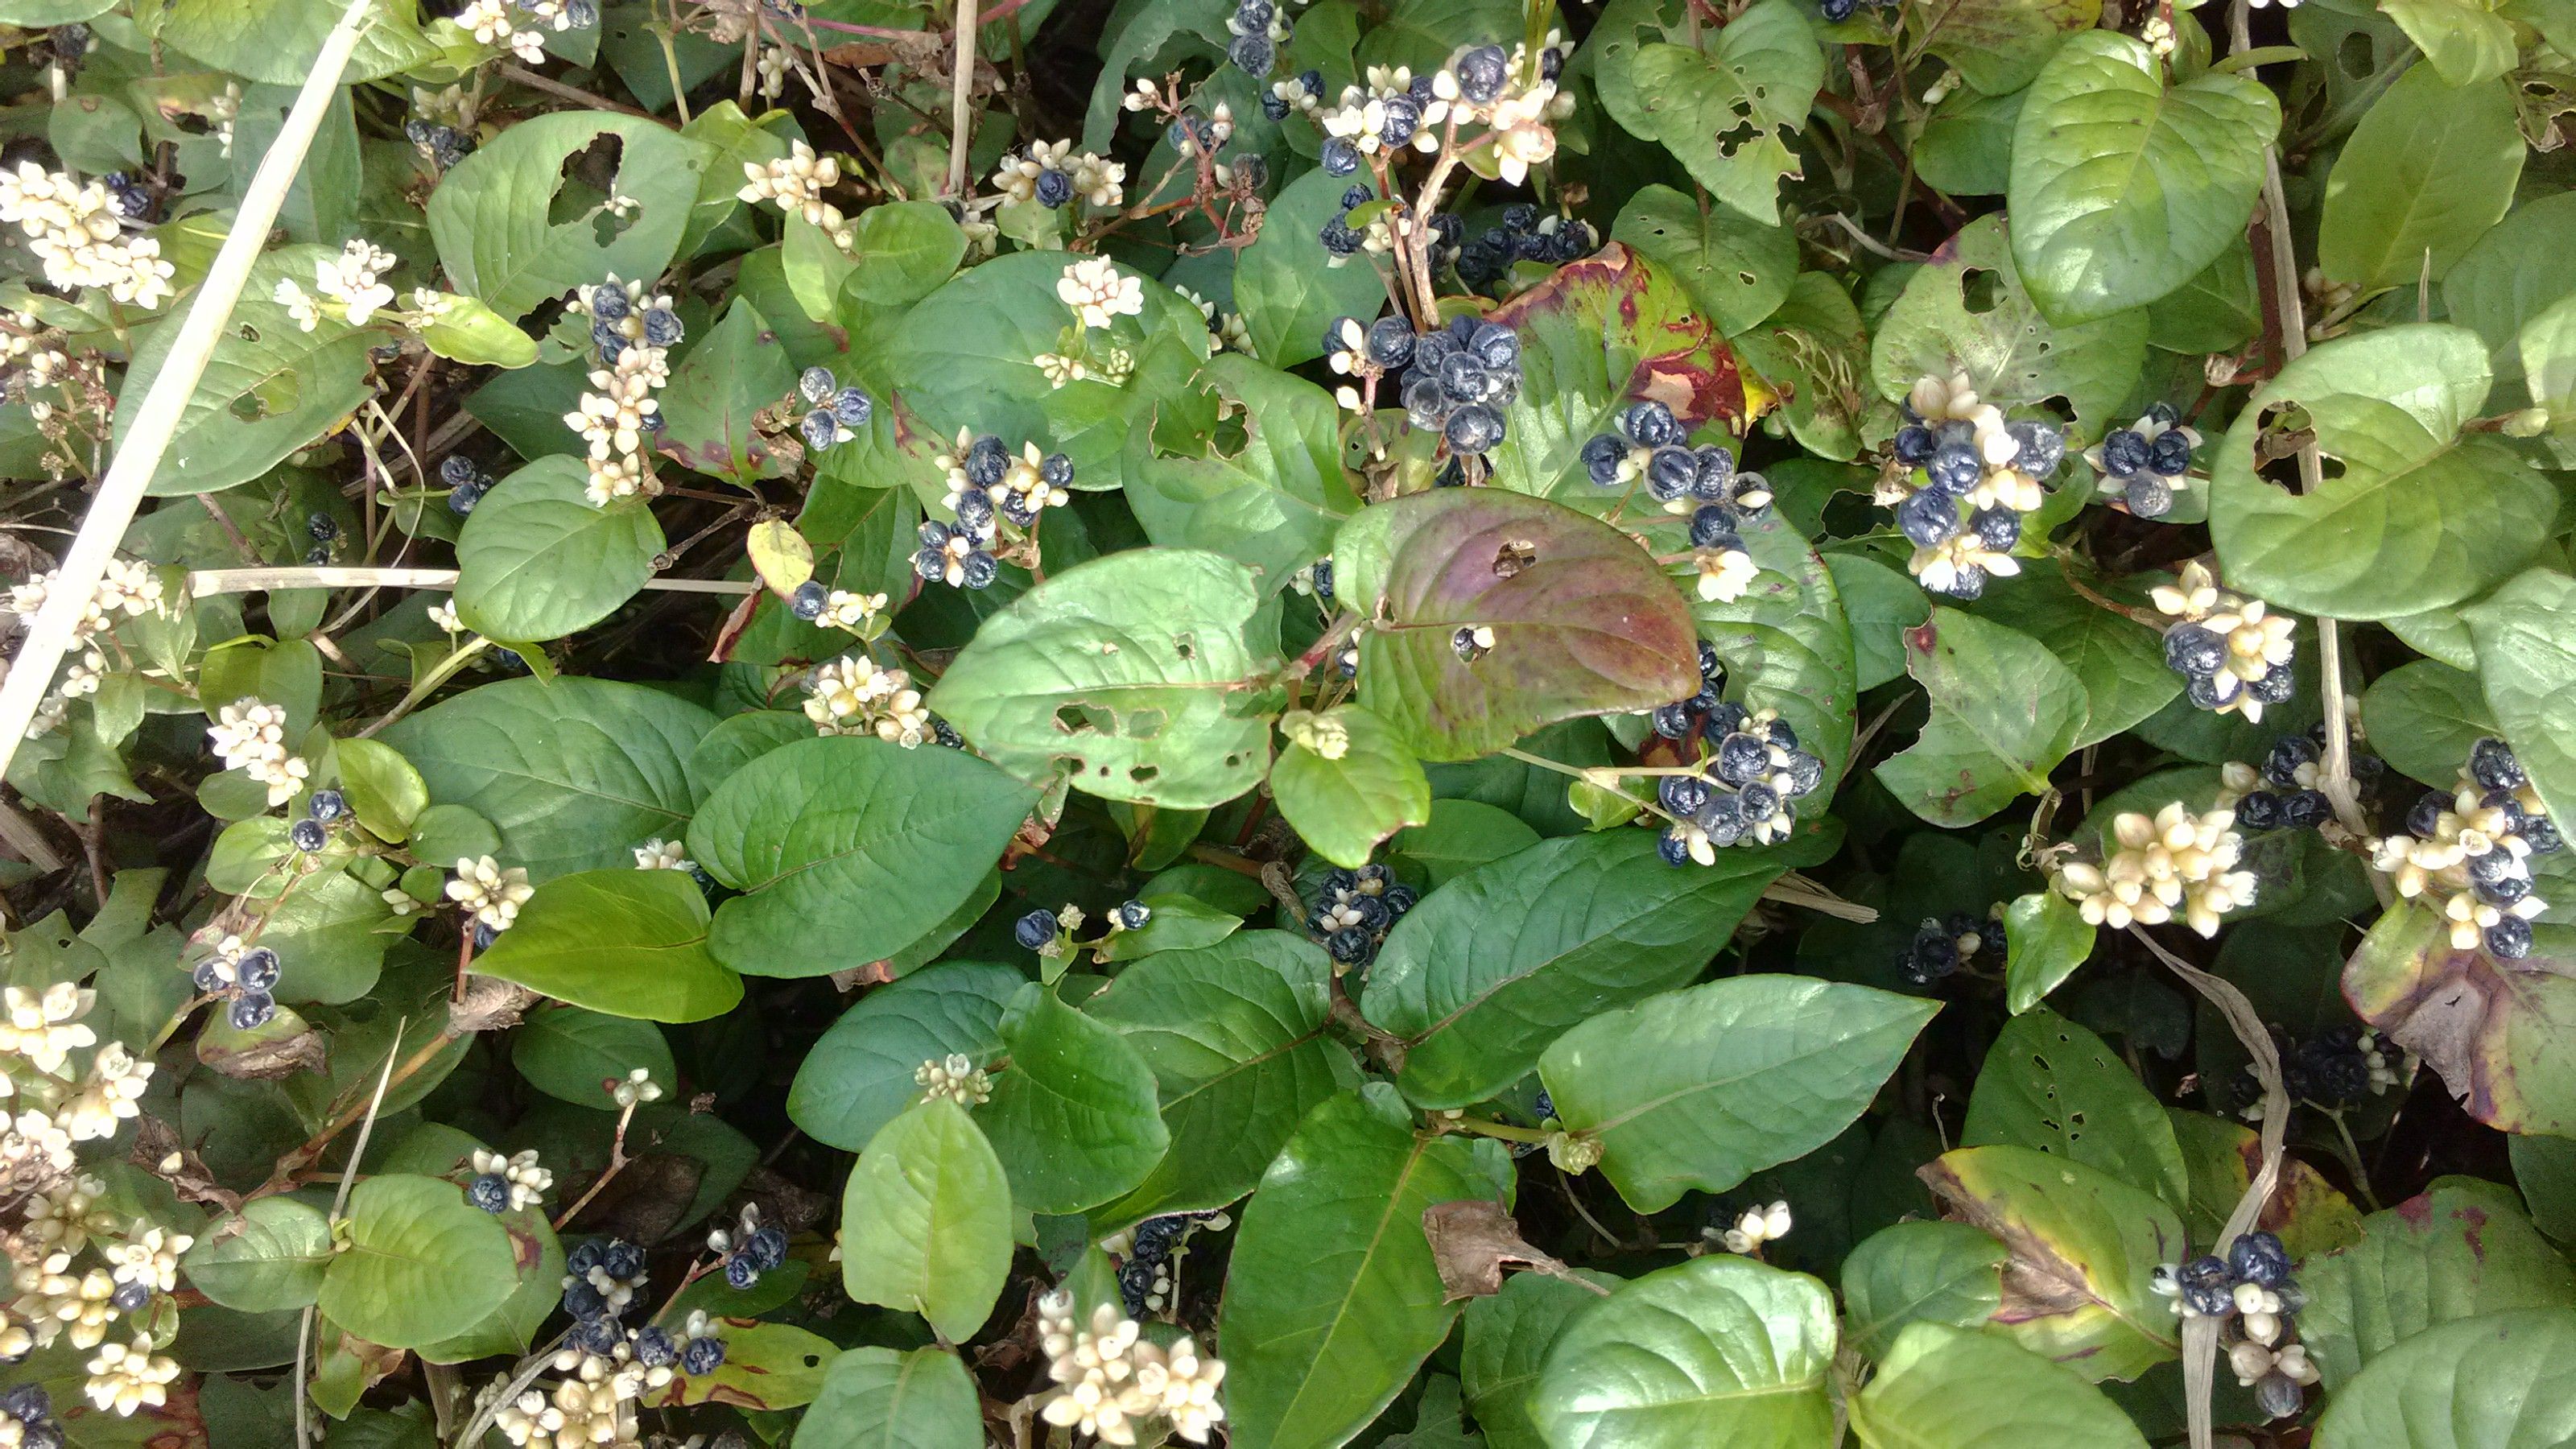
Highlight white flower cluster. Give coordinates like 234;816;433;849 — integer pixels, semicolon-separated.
1035;1291;1228;1445
2052;803;2256;938
456;0;551;62
448;855;535;935
5;1180;189;1415
1179;287;1253;356
992;138;1127;209
633;837;694;871
82;1335;182;1415
739;141;855;249
610;1067;665;1108
205;698;311;807
2153;561;2297;724
1057;257;1146;332
2;309;68;398
472;1148;554;1212
914;1053;991;1107
1719;1199;1792;1254
2369;739;2556;959
489;1344;646;1447
0;163;175;308
6;559;170;737
1034;345;1135;389
0;986;154;1215
274;237;399;331
811;588;887;634
562;278;675;507
803;655;931;747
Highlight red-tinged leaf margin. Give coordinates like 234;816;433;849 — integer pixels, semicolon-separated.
2344;902;2576;1134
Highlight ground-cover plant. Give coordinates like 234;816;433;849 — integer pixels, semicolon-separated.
0;0;2572;1441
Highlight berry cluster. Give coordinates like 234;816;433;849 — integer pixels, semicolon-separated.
2153;1232;2318;1420
1114;1209;1226;1319
2370;737;2559;960
794;365;873;454
2085;405;2199;519
405;116;473;170
2050;802;2255;937
287;786;346;856
1323;312;1521;459
1222;0;1298;76
917;431;1075;590
465;1148;552;1214
440;453;495;516
1454;203;1595;292
990;139;1126;213
1307;864;1418;971
2153;562;2297;722
1013;902;1152;959
1815;0;1897;20
1655;700;1825;862
192;938;286;1026
1578;399;1773;601
1879;374;2067;600
564;278;683;507
706;1203;790;1290
2219;736;2334;834
1897;911;1991;985
0;1385;60;1448
2248;1023;2404;1111
1263;68;1327;121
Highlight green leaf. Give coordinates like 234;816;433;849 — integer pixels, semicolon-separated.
386;677;712;882
2521;291;2576;425
1620;1;1823;223
1827;554;1929;692
1849;1322;2148;1449
1272;706;1432;870
1083;932;1348;1225
794;1346;985;1449
261;869;398;1005
157;0;436;83
2003;889;2095;1013
2316;68;2524;291
1128;353;1360;590
1339;489;1699;762
1962;1008;2189;1208
1529;1255;1835;1448
2313;1307;2576;1449
973;984;1169;1214
2149;237;2264;356
331;738;427;844
926;548;1278;808
316;1175;518;1350
468;870;741;1023
1913;85;2023;196
2167;1108;2363;1261
184;1196;334;1314
2005;33;2278;324
844;201;968;307
1539;975;1937;1212
2463;568;2576;830
2299;1179;2576;1385
687;735;1041;976
2345;901;2576;1135
1840;1221;2008;1361
1919;1144;2186;1379
427;112;712;320
512;1005;674;1107
1362;829;1807;1109
2380;0;2519;85
2360;658;2496;787
1484;242;1761;500
200;637;324;739
1916;0;2096;95
1217;1087;1505;1449
2442;194;2576;385
2209;324;2555;618
642;1318;836;1410
1463;1273;1614;1449
1873;609;2088;827
1611;184;1798;336
416;294;539;369
789;961;1025;1152
452;458;663;643
123;246;377;497
838;1099;1014;1343
656;299;799;484
1234;167;1394;366
1869;214;2148;440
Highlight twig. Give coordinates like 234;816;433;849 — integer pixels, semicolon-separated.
301;1019;408;1441
944;0;976;196
0;0;378;783
1762;875;1878;923
188;567;758;597
2131;923;2284;1449
550;1094;646;1230
497;63;656;118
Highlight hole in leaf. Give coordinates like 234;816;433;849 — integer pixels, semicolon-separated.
1129;763;1159;783
1959;268;2000;315
1494;539;1537;577
1173;631;1198;662
237;323;261;343
1053;703;1113;736
1736;271;1757;287
2338;31;2376;79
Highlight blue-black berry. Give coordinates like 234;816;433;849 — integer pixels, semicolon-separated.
467;1174;511;1213
791;580;829;621
1013;910;1058;951
1114;899;1152;930
229;992;276;1030
289;818;327;852
1455;44;1508;102
308;788;347;823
